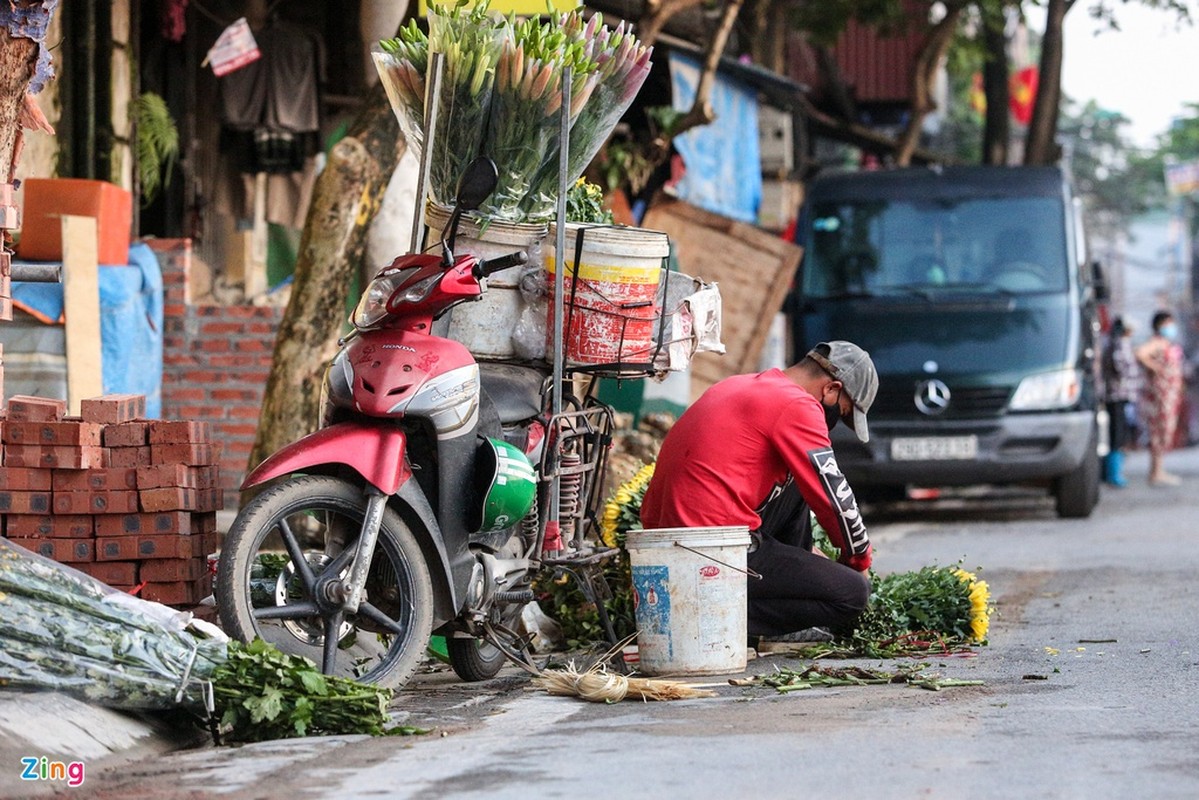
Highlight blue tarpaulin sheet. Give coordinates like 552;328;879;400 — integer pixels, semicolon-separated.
10;242;164;417
668;52;762;224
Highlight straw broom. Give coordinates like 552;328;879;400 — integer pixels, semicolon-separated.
534;662;717;703
532;631;717;703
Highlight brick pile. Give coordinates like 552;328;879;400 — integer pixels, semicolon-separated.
0;393;221;608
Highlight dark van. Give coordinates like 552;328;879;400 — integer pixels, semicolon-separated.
791;165;1102;517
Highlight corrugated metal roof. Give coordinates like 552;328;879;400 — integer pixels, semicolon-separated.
833;15;924;105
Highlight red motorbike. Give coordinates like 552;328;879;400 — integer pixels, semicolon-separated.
217;158;615;688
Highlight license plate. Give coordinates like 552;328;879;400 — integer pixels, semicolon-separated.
891;436;979;461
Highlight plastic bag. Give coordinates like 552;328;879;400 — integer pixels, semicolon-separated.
513;265;550;361
650;273;723;372
0;538;226;711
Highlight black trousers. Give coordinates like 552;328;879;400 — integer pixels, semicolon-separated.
1107;400;1131;450
746;482;870;637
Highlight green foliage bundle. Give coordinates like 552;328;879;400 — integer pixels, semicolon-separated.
843;566;986;657
211;639;398;743
806;522;992;658
135;92;179;207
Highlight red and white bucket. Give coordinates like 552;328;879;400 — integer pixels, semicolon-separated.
545;224;670;369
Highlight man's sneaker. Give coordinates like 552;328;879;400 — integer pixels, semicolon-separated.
760;627;834;644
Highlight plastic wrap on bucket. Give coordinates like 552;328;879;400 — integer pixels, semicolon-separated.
425;203;547;360
626;526;751;676
546;224;670;372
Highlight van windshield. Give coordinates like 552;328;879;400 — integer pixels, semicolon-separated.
803;196;1068;299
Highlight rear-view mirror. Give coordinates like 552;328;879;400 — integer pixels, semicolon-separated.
456;157;498;211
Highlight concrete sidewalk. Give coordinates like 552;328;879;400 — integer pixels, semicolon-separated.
0;692;204;797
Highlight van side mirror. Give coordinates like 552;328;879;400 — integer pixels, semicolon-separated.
1090;261;1109;302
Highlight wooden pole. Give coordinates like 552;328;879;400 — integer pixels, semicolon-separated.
62;215;104;415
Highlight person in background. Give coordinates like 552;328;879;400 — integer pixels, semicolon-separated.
1101;317;1139;487
640;341;877;644
1136;310;1186;486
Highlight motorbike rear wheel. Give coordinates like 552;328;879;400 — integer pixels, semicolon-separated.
217;475;433;690
446;602;526;682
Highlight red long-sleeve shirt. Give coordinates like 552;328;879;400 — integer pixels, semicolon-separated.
640;369;871;570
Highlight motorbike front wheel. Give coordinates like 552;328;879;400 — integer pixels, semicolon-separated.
217;475;434;690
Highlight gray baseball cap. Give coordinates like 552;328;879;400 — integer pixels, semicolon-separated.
807;341;878;443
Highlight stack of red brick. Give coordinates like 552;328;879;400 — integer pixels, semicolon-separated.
0;394;222;608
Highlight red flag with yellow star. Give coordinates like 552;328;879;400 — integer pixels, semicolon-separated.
1009;66;1038;125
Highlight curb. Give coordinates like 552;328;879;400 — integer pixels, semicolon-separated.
0;692;203;796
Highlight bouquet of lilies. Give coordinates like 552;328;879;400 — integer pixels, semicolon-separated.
480;13;600;220
374;1;506;206
516;9;653;219
425;1;506;207
374;20;429;153
375;4;652;223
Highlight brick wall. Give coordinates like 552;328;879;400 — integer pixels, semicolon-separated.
146;239;283;509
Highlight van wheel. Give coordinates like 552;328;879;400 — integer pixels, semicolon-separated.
1054;429;1100;518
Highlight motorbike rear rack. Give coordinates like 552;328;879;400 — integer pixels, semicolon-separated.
540;397;614;554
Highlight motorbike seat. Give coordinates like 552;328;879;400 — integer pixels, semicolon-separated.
478;362;546;424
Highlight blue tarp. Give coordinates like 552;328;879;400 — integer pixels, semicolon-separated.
668;52;762;224
10;242;164;417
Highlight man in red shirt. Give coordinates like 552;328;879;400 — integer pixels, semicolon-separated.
640;341;878;640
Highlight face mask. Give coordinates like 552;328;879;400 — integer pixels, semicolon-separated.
1160;323;1178;340
822;387;842;432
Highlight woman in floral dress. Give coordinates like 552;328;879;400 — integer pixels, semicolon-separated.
1135;310;1185;486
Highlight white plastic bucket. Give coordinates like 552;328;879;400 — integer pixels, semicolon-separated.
626;526;751;676
545;224;669;368
425;203;547;360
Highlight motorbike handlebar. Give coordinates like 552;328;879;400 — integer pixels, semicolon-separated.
473;250;528;279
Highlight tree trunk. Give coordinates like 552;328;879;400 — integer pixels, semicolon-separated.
748;0;787;74
895;5;962;167
245;84;404;488
0;30;38;181
1023;0;1074;165
981;8;1010;166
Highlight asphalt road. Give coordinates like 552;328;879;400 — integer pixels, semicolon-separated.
45;446;1199;800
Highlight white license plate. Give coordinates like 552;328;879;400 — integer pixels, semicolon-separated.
891;436;979;461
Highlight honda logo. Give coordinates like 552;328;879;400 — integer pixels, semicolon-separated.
915;379;951;415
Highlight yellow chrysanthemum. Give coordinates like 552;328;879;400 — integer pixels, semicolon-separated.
597;463;656;548
954;569;991;642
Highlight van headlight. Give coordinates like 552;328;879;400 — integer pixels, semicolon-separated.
1009;368;1082;411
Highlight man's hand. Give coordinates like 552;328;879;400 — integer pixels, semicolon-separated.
841;544;872;573
811;545;828;559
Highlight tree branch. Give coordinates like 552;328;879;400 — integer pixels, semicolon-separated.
669;0;746;137
895;3;963;166
639;0;709;47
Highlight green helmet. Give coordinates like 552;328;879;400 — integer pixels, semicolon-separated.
472;438;537;533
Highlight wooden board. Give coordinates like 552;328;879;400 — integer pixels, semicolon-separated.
642;199;803;401
61;215;103;415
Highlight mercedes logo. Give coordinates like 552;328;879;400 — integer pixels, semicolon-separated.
914;379;951;415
